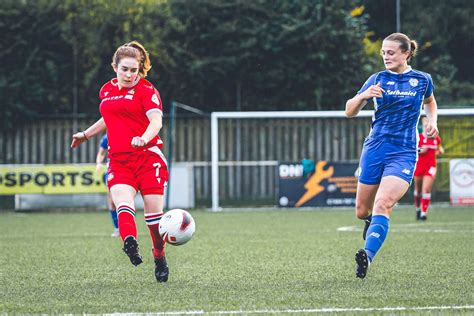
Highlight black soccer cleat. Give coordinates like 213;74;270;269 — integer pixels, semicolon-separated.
355;249;370;279
123;236;143;267
362;218;371;240
419;213;427;221
154;256;169;283
416;208;421;220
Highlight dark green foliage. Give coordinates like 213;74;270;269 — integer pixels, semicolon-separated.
0;1;72;124
162;0;369;111
363;0;474;106
0;0;472;129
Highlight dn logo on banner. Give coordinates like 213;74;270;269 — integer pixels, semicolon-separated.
278;161;358;207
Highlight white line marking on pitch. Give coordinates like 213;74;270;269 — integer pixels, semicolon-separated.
336;225;472;233
102;305;474;315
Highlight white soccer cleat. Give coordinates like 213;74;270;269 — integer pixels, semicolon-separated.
419;212;427;221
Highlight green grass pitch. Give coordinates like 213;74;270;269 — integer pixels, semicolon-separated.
0;206;473;314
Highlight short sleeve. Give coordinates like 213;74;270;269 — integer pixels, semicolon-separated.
424;74;434;98
140;83;163;117
357;73;377;95
418;134;424;147
99;82;110;100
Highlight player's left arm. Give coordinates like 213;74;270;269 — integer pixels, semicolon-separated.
131;112;162;148
423;94;439;138
437;144;445;155
436;136;444;155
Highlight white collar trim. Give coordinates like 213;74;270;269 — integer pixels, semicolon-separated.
387;66;412;75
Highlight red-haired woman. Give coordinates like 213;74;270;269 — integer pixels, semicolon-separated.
72;41;169;282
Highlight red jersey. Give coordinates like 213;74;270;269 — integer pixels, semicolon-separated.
417;133;441;165
99;78;163;156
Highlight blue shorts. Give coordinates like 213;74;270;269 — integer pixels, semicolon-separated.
358;138;417;185
104;163;110;185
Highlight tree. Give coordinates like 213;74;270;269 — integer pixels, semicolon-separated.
0;1;72;128
161;0;371;111
1;0;471;130
363;0;474;106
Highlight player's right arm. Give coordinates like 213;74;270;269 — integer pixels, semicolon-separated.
95;147;107;173
71;117;106;148
346;73;384;118
345;83;384;118
345;94;368;118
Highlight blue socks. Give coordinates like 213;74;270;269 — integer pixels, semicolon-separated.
109;209;119;229
364;214;389;262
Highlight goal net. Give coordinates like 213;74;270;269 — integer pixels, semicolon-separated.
210;109;474;211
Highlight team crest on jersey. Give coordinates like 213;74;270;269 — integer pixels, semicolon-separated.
409;78;418;87
152;94;160;105
104;92;109;96
128;88;135;95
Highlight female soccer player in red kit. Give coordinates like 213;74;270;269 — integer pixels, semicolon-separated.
71;41;169;282
413;116;444;220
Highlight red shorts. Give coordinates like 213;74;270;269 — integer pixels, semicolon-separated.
107;146;168;195
414;160;437;177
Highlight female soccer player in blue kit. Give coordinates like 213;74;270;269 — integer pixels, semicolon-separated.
345;33;439;278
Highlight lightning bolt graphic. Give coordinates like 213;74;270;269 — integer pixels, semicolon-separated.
295;161;334;207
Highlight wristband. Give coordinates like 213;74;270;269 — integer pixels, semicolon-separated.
82;131;89;141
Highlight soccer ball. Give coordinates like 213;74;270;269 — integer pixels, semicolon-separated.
159;209;196;246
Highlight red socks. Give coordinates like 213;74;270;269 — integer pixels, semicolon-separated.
145;212;165;258
116;207;165;258
421;193;431;215
117;203;137;241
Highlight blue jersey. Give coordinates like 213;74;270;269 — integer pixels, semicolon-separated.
100;134;108;151
99;134;109;184
358;66;434;150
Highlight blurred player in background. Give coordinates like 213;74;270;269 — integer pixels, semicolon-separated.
95;133;119;236
413;117;444;221
71;41;169;282
345;33;439;279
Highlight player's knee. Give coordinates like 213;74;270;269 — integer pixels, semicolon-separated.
373;197;394;215
422;190;431;196
355;203;371;219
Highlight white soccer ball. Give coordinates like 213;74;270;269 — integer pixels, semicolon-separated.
159;209;196;246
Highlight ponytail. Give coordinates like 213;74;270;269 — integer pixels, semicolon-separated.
384;33;418;62
111;41;152;78
409;40;418;61
125;41;152;78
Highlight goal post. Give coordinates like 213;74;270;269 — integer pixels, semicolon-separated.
210;108;474;211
